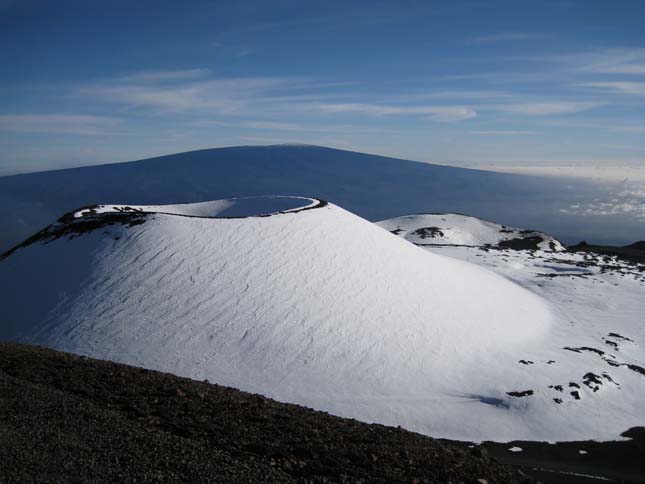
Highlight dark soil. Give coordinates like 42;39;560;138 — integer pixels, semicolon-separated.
568;241;645;265
625;241;645;250
451;426;645;484
0;342;530;484
498;236;545;251
0;209;148;261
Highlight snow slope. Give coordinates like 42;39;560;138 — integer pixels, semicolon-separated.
380;214;645;443
377;213;565;251
1;197;643;442
0;196;558;441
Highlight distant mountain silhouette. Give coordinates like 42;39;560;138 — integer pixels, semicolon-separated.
625;241;645;250
0;144;638;251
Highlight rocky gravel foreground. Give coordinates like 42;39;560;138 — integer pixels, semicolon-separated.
0;342;531;484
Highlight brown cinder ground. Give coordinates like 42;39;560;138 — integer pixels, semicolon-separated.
0;342;530;484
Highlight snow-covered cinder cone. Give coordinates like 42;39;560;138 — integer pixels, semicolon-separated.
378;213;565;251
0;196;593;441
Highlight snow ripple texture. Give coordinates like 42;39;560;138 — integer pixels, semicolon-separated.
2;197;643;441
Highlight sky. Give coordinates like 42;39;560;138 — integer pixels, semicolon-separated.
1;0;644;180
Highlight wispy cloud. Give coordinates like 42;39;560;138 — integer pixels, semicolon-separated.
471;130;536;135
0;114;122;135
469;32;548;45
76;69;612;134
82;76;307;114
190;119;403;136
538;120;645;134
572;48;645;75
244;121;344;132
612;125;645;133
439;46;645;93
396;90;514;101
594;143;645;153
492;101;598;116
580;81;645;96
211;42;256;58
120;69;210;83
84;72;482;122
313;103;477;122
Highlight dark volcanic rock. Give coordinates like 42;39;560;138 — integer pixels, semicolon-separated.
411;226;445;239
0;342;529;484
450;427;645;484
506;390;534;398
0;208;148;261
568;241;645;264
498;236;544;250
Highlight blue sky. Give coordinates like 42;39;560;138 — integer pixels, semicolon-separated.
1;0;644;179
